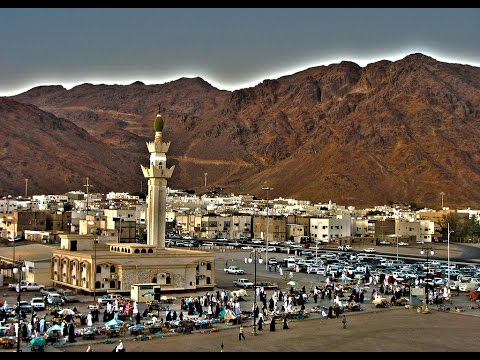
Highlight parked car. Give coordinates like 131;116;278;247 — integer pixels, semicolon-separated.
379;241;390;245
46;293;65;306
8;235;23;242
459;280;480;292
364;248;376;253
30;297;46;310
398;242;409;246
57;289;78;303
241;245;254;250
97;294;123;304
224;266;245;275
14;300;33;313
40;287;58;297
268;258;278;266
8;281;45;292
233;278;254;288
257;281;279;289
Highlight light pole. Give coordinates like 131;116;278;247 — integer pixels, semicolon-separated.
420;245;434;310
245;249;263;336
386;233;399;261
204;173;208;189
117;217;125;243
447;223;453;283
420;246;435;268
396;234;399;261
13;261;26;352
262;187;273;269
88;221;98;301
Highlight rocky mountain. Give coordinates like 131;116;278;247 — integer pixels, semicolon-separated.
5;53;480;209
0;97;144;195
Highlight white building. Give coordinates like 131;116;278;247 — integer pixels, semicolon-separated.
310;214;352;243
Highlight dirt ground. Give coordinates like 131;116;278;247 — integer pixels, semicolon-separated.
57;308;480;352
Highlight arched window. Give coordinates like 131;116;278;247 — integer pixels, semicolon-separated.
95;281;101;289
110;280;116;288
134;249;140;253
206;277;211;284
206;263;212;270
96;265;101;273
148;249;153;253
110;265;116;273
152;277;157;283
141;249;146;253
166;275;171;284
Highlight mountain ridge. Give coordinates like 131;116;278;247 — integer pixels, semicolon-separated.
4;53;480;209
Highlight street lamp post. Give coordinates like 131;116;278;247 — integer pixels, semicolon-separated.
262;187;273;269
88;221;98;301
420;246;435;267
447;223;453;283
13;261;26;352
245;249;263;336
118;217;124;243
396;233;399;261
420;246;434;311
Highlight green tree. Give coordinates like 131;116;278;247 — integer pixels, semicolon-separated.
131;191;146;200
438;213;480;240
366;210;384;216
63;203;73;211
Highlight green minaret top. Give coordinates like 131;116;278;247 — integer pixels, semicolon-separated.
154;113;164;132
154;103;164;132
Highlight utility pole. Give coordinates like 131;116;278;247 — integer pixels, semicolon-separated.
84;177;91;214
204;173;208;189
262;187;273;269
24;179;28;197
440;192;445;210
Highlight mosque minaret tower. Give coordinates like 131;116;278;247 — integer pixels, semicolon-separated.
141;109;175;250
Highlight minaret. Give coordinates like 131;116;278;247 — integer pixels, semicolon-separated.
141;110;175;249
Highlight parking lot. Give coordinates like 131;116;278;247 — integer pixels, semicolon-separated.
1;243;480;352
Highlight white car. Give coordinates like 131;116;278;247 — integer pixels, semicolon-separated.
398;242;409;246
364;248;376;253
224;266;245;275
241;245;254;250
30;297;46;310
459;280;480;292
251;239;264;244
97;294;123;304
233;278;254;288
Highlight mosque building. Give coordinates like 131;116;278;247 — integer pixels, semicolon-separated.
50;110;215;295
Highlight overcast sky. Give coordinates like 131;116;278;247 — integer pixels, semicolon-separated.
0;8;478;96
